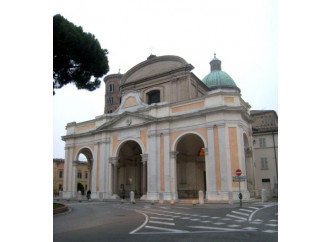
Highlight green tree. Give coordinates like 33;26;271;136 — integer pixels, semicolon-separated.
53;14;109;95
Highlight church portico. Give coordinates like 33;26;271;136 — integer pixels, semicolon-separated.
61;54;253;202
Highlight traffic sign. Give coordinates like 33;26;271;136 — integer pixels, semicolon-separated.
233;176;246;182
236;169;242;176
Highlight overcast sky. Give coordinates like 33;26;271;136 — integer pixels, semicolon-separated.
53;0;278;159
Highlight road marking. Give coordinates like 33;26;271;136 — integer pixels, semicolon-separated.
226;214;247;221
180;217;191;219
190;218;200;221
243;227;258;230
265;224;277;227
129;210;149;234
188;226;249;232
269;219;278;222
139;211;176;217
221;218;231;221
145;225;188;233
232;211;250;216
249;221;262;224
248;206;260;210
213;222;225;225
262;230;277;233
160;206;170;210
149;217;174;221
201;215;209;218
200;221;212;223
239;209;253;213
211;217;220;219
248;204;277;221
149;220;175;226
228;225;241;228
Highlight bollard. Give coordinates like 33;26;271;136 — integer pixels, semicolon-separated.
130;191;136;204
198;190;204;205
170;200;174;206
261;189;268;202
159;192;164;204
78;191;82;202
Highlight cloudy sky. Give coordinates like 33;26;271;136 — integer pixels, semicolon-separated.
53;0;278;159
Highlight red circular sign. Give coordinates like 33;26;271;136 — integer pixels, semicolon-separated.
236;169;242;176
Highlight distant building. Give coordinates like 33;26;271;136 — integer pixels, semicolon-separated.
53;158;90;196
250;110;278;197
61;54;256;201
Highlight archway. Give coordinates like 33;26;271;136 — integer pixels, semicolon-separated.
76;148;93;194
117;140;143;198
176;133;206;199
77;183;85;195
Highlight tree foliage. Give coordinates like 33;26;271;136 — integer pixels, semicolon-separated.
53;14;109;95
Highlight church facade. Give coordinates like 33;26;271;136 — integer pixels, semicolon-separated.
61;54;254;201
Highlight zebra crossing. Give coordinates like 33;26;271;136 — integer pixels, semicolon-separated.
113;203;278;234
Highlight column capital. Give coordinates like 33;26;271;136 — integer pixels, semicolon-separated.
203;148;209;156
140;154;148;163
109;156;119;165
170;151;179;159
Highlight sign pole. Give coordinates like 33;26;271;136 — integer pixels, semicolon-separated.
239;179;242;208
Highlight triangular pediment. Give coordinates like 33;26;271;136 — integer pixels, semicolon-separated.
97;112;155;131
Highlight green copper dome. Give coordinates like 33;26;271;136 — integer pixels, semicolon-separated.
202;54;237;89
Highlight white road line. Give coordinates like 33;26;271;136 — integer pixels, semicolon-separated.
243;227;258;230
129;210;149;234
226;214;247;221
213;222;225;225
190;218;200;221
200;221;212;223
249;222;262;224
211;217;220;219
228;225;241;228
149;217;174;221
265;224;278;227
269;219;278;222
239;209;253;213
145;225;188;233
160;206;170;209
262;230;277;233
248;204;277;221
248;206;260;210
149;220;175;226
188;226;250;232
232;211;250;216
200;215;209;218
180;217;191;219
139;211;176;217
221;218;231;221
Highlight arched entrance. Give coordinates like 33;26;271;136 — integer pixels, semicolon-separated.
76;148;93;194
117;140;143;198
176;133;206;199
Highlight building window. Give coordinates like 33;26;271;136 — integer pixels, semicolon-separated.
59;184;62;191
77;171;82;179
85;172;88;179
259;138;266;147
108;97;113;105
109;83;114;93
261;157;268;169
59;170;63;178
147;90;160;104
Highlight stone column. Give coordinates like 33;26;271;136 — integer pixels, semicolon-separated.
147;130;158;200
238;124;250;199
170;151;178;200
206;126;217;200
140;154;148;198
110;157;119;196
218;123;230;200
72;160;78;198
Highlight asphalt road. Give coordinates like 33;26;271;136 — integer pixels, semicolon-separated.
54;200;278;242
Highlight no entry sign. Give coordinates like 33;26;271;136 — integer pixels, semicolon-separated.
236;169;242;176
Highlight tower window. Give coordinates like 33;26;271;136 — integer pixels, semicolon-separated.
109;84;114;93
147;90;160;105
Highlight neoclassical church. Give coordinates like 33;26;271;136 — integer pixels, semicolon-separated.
61;54;254;201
